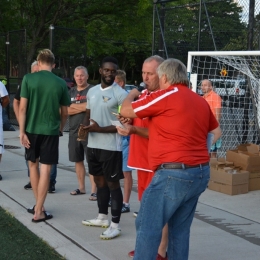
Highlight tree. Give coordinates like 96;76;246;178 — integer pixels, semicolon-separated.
0;0;153;81
153;0;245;63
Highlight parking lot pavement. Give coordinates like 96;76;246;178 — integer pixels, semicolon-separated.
1;131;260;260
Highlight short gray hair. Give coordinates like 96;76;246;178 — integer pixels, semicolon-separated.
144;55;164;65
74;66;88;75
157;58;189;86
31;61;38;68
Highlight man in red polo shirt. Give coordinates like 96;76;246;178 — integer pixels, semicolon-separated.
201;79;222;157
120;58;221;260
117;55;168;260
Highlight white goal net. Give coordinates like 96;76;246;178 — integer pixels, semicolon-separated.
187;51;260;157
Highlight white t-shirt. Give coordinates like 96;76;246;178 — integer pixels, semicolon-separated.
0;81;8;153
0;81;8;126
87;82;128;151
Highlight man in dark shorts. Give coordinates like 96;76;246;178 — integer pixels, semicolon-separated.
68;66;97;199
81;57;128;239
19;49;70;222
13;61;58;193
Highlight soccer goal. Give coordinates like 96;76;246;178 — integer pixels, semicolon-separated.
187;51;260;157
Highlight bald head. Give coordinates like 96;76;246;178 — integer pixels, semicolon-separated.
201;79;213;94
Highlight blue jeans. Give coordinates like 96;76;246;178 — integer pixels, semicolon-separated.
134;165;210;260
26;160;57;184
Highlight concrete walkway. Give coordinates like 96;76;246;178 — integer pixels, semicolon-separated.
0;131;260;260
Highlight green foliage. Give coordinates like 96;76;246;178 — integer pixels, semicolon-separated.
0;0;253;80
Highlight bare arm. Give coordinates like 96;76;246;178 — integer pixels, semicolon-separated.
82;108;90;126
1;96;10;108
60;106;68;132
68;103;86;115
209;126;222;144
13;98;20;122
120;89;140;118
215;108;221;122
19;97;30;148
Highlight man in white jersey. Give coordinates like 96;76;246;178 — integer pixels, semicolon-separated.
81;56;128;239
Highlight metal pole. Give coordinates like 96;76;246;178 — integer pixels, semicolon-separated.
156;4;168;58
24;29;28;74
203;0;217;51
198;0;202;51
49;24;54;51
248;0;255;50
5;33;10;93
5;33;10;118
152;4;156;55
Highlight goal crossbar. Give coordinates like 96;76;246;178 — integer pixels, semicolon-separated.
187;51;260;73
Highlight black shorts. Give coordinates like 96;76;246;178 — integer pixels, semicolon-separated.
25;132;59;164
68;135;88;162
87;148;124;182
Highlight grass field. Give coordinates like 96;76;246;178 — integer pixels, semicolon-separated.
0;206;65;260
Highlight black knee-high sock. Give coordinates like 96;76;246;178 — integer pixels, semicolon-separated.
97;186;110;215
110;187;123;224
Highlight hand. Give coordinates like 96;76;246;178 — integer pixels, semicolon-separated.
82;119;100;132
20;133;30;149
118;114;132;124
116;124;136;136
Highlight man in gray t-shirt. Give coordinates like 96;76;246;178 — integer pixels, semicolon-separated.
81;57;128;240
68;66;96;198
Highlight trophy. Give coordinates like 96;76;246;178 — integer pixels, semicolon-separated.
77;124;88;141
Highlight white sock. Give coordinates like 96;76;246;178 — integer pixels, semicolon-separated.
97;214;107;220
123;202;130;207
110;222;119;229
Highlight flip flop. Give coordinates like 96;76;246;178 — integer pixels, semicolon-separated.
27;205;35;214
70;189;86;195
32;211;53;223
27;205;46;214
89;193;97;201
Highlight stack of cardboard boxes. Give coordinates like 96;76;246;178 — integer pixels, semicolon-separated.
208;143;260;195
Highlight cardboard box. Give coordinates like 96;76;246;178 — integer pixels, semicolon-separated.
226;149;260;173
210;158;234;167
210;166;249;186
248;172;260;191
208;180;248;195
237;143;259;154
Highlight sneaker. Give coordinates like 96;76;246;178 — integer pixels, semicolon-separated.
82;218;109;228
24;182;32;190
128;250;134;258
133;211;138;217
48;182;56;193
121;203;130;213
100;226;121;239
108;197;111;207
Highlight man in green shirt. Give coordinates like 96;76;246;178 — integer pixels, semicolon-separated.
19;49;70;222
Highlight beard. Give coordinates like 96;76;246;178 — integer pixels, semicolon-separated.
101;75;115;86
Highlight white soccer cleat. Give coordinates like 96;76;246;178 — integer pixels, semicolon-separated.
100;226;121;240
82;218;109;228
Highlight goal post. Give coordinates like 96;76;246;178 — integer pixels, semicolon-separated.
187;51;260;157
